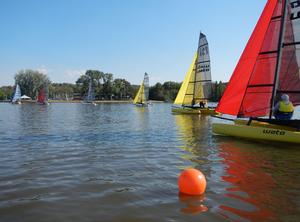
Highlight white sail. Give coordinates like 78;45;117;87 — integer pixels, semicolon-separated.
144;73;149;101
85;80;95;102
12;84;21;103
196;32;212;101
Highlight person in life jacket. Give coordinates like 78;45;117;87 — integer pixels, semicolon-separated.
274;94;294;120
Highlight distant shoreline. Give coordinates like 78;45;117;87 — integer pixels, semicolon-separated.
0;100;165;104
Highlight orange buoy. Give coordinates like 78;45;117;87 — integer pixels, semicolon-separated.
178;168;206;195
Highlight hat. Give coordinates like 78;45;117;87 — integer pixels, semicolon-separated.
281;94;289;102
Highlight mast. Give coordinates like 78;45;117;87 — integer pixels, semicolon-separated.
269;0;288;118
191;33;200;105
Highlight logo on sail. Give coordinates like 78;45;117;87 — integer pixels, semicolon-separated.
291;1;300;20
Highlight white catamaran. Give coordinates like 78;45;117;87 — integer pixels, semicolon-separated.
133;73;150;106
172;32;216;114
12;84;21;104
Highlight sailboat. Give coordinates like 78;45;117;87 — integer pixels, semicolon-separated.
133;73;150;106
212;0;300;144
12;84;21;104
172;32;215;115
83;79;97;106
37;88;49;105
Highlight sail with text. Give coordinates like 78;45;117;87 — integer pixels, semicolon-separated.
174;32;212;107
12;84;21;103
133;73;149;105
216;0;300;118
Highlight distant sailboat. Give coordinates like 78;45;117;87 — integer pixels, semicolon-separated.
172;32;215;115
83;79;97;106
212;0;300;144
37;88;49;105
133;73;150;106
12;84;21;104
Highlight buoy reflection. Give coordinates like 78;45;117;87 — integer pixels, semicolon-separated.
178;193;208;215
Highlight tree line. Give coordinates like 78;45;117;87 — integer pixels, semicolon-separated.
0;69;226;102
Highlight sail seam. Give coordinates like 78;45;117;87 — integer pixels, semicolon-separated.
283;41;300;46
259;50;278;55
248;84;274;87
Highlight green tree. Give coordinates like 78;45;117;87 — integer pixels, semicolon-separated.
162;81;181;101
149;83;165;101
49;83;75;100
102;73;114;99
15;69;51;99
0;89;4;100
76;70;106;99
113;78;132;99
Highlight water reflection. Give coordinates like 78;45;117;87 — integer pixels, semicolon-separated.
174;114;211;214
174;114;211;164
217;141;299;221
179;193;208;215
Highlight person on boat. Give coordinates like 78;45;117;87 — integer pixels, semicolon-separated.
191;99;195;107
274;94;294;120
199;101;206;109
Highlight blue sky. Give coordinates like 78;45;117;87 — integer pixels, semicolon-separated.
0;0;266;86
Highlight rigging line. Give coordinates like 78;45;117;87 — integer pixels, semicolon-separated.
270;0;288;118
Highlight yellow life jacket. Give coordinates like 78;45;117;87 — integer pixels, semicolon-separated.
279;101;294;113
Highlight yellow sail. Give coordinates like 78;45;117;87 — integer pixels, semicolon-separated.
174;52;203;106
133;83;146;104
173;32;212;107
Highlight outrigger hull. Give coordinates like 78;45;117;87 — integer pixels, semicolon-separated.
172;107;216;115
212;122;300;144
134;103;148;107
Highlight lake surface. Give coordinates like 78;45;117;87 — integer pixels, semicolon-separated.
0;103;299;222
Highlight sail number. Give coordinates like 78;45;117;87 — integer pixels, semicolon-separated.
291;0;300;20
199;46;209;56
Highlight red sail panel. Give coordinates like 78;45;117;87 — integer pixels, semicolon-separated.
216;0;280;116
278;2;300;106
37;89;46;103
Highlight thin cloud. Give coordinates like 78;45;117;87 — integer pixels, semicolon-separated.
36;68;49;75
65;69;85;78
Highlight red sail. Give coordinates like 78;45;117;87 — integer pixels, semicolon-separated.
37;88;46;103
216;0;282;117
277;2;300;106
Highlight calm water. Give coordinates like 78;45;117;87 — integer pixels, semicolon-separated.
0;103;299;222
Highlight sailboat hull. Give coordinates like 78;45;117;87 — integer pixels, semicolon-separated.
172;107;216;115
11;101;21;105
212;123;300;144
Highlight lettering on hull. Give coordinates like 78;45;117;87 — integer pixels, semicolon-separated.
262;129;286;136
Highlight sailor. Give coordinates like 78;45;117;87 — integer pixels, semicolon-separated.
274;94;294;120
199;101;206;109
